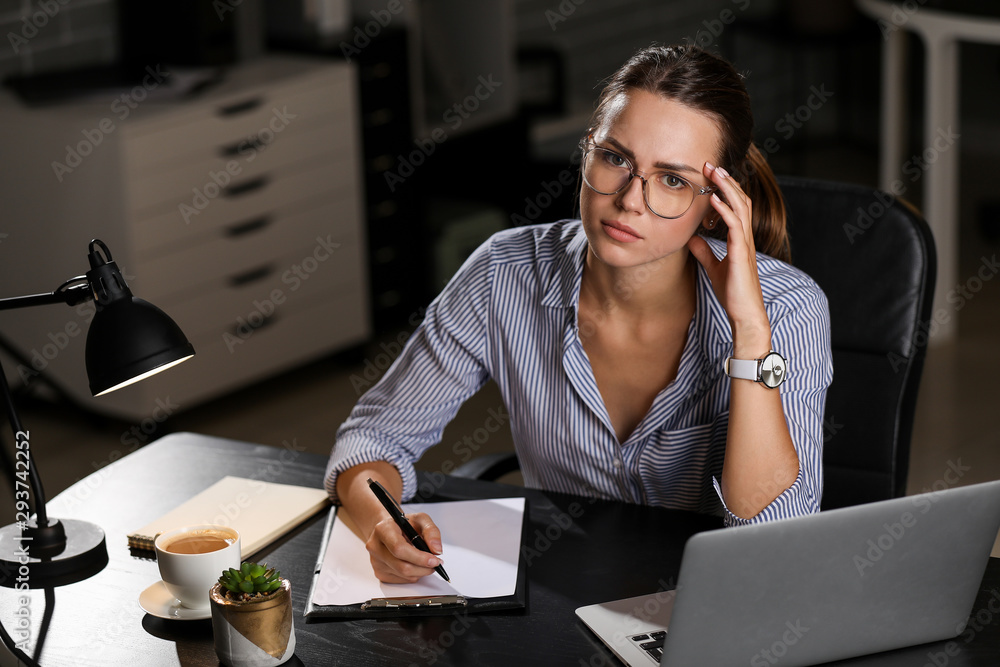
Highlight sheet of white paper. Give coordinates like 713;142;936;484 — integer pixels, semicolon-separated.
311;497;525;605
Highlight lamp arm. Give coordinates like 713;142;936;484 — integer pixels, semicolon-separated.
0;278;91;312
0;277;91;526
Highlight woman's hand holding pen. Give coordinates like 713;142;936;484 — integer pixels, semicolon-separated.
336;462;445;584
367;510;445;584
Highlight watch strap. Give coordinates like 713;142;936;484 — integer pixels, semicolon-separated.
725;357;759;382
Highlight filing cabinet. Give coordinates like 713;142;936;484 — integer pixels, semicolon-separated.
0;56;369;421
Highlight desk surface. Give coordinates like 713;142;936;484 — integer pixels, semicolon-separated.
1;432;998;666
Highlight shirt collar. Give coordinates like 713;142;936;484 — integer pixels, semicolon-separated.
540;221;588;310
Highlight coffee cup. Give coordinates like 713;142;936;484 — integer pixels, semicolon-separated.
155;524;241;609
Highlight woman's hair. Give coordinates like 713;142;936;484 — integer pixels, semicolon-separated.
587;44;790;262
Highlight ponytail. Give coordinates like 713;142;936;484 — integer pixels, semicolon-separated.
740;144;789;263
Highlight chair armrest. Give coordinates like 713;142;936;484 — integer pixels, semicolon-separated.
450;452;520;481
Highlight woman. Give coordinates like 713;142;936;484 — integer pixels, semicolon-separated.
325;44;832;583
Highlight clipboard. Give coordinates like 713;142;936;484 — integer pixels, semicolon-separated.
304;498;528;618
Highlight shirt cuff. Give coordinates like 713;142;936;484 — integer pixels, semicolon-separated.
324;431;420;505
712;470;817;526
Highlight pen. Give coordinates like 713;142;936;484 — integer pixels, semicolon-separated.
367;478;450;583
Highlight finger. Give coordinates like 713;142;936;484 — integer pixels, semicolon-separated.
708;167;752;239
687;234;719;272
407;512;444;555
371;518;442;573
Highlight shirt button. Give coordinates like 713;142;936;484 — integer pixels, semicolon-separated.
612;459;623;469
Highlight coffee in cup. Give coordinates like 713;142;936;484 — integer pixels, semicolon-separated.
155;524;240;609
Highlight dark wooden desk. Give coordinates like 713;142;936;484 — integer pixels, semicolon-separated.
1;432;998;666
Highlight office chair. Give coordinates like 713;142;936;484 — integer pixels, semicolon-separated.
778;175;935;509
452;176;937;511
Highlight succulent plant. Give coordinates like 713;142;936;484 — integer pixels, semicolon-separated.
219;562;283;600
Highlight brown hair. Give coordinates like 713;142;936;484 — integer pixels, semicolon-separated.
587;44;790;262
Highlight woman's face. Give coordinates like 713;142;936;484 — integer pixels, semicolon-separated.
580;89;722;271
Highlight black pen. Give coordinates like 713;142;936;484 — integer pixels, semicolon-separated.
367;478;450;582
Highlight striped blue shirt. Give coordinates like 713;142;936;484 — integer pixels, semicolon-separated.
326;220;832;525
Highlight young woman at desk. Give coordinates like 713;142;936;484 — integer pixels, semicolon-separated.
326;44;833;583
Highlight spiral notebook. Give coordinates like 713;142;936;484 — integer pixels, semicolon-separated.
127;476;329;557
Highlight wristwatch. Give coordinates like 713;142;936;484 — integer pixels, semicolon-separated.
724;351;787;389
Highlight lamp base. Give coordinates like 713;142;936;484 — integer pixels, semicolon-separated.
0;519;108;588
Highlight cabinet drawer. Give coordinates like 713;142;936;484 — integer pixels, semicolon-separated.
125;118;352;213
121;68;354;174
136;196;363;303
132;160;360;255
103;288;369;415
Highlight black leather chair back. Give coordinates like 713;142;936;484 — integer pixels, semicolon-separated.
778;176;937;510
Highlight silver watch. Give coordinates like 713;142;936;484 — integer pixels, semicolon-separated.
724;351;787;389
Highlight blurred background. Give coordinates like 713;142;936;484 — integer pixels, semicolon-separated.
0;0;996;531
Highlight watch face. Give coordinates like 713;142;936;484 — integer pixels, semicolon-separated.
759;352;787;389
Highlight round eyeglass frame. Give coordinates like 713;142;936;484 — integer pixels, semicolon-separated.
580;143;718;220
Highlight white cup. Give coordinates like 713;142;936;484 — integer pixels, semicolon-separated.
155;524;241;609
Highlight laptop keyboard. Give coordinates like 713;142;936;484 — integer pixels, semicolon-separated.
629;630;667;663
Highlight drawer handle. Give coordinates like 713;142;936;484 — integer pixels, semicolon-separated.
225;216;272;237
230;311;278;338
218;135;269;158
228;264;275;287
217;97;264;116
223;176;269;198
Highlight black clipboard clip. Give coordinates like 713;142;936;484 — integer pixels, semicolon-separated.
361;595;468;610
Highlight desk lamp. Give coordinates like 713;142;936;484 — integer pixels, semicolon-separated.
0;239;194;588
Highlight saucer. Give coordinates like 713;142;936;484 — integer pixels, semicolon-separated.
139;580;212;621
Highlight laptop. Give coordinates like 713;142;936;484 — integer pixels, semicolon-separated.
576;479;1000;666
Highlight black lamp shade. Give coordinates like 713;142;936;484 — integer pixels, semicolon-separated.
85;297;195;396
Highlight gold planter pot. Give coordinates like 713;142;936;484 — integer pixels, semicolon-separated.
209;579;296;666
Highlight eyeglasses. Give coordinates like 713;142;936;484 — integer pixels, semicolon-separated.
580;143;717;219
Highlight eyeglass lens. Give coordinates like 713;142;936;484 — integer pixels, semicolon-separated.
582;147;698;218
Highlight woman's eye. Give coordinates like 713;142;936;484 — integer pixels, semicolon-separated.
659;174;686;189
603;151;627;168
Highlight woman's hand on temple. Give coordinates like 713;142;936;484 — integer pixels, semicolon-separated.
687;162;772;352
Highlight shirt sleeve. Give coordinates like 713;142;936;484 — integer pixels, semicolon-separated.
323;238;495;504
713;274;833;526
